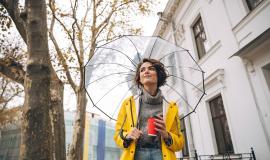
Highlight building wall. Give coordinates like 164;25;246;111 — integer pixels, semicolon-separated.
154;0;270;159
0;127;20;160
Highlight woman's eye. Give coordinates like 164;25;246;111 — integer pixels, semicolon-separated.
149;67;156;71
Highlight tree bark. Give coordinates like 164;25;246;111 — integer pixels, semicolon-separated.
19;0;53;159
0;0;27;42
0;57;25;84
67;88;86;160
1;1;66;159
50;69;66;160
0;58;66;160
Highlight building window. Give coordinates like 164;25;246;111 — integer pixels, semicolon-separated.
246;0;263;11
193;17;208;59
262;63;270;91
209;95;234;154
180;118;189;157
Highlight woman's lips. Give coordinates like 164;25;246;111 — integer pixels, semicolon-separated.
144;75;152;78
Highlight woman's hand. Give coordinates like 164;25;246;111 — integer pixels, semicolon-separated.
154;115;169;139
126;128;143;140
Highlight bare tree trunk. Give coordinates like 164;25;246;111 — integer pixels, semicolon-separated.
50;70;66;160
19;0;53;159
1;1;66;159
67;88;86;160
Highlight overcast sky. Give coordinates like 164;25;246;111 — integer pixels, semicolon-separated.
138;0;168;36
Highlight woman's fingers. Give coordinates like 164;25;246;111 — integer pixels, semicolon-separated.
127;128;142;140
154;122;165;132
155;122;163;129
154;117;169;138
129;135;137;140
154;118;166;129
133;128;143;136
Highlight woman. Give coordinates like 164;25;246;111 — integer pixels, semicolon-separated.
114;58;184;160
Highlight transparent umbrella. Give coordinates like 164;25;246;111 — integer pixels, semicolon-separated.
84;35;206;121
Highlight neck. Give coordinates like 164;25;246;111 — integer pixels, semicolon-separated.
143;85;157;96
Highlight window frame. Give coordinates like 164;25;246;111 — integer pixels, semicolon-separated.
192;16;207;60
245;0;264;11
209;95;234;154
262;63;270;91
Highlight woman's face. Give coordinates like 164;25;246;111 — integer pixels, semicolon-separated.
139;62;158;87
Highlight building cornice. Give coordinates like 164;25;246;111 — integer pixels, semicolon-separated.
153;0;181;37
231;27;270;58
194;69;225;96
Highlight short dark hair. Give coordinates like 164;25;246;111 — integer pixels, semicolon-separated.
135;58;167;88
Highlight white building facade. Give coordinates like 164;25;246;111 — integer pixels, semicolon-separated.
153;0;270;159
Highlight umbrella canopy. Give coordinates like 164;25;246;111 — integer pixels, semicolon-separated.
85;35;205;121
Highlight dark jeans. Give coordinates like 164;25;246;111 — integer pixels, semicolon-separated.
134;148;163;160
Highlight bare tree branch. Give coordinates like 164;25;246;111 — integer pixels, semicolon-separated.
0;0;27;43
48;0;80;65
96;3;108;18
80;0;91;31
1;88;23;111
94;1;133;42
0;57;25;84
69;0;84;73
0;78;8;98
95;0;103;7
70;0;81;32
95;2;116;32
48;1;78;92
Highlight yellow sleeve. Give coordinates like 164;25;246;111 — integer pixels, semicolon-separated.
114;98;129;149
167;107;185;152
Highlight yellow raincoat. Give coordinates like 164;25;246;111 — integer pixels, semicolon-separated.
114;96;185;160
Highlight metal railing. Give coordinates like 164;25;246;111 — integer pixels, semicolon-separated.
180;148;256;160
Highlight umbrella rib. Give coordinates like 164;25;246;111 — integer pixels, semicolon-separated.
167;75;204;93
125;36;142;63
149;37;159;59
158;50;186;62
180;89;206;120
186;50;204;72
86;89;116;121
86;62;135;72
165;65;202;72
86;72;135;86
164;83;194;111
111;84;136;118
98;46;137;67
154;35;186;50
95;79;134;105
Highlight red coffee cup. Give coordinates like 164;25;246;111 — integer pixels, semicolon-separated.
148;117;157;136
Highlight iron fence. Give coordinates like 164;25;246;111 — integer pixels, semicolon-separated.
179;148;256;160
